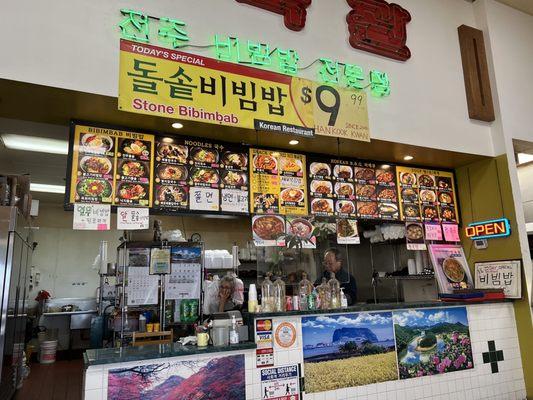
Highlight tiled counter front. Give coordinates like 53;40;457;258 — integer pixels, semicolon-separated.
249;302;527;400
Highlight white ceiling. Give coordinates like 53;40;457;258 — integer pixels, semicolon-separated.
495;0;533;16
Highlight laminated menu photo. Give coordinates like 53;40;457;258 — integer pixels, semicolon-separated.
428;244;474;294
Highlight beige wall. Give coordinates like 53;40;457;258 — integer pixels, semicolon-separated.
29;202;252;299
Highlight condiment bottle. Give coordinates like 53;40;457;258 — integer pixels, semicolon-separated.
229;315;239;344
261;274;274;313
317;278;331;310
328;272;341;309
308;288;318;311
273;276;286;312
298;272;313;311
340;288;348;308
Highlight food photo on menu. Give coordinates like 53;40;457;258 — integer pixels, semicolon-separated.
118;138;151;161
286;217;316;248
428;244;474;294
252;215;286;246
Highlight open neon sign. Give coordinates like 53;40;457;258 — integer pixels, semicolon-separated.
118;9;391;97
464;218;511;240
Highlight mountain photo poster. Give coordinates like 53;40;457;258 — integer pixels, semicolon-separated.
393;307;473;379
301;312;397;392
108;354;245;399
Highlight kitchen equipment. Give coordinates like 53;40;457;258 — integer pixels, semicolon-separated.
0;206;33;396
212;326;229;346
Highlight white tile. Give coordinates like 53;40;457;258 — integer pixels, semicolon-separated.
84;371;103;391
84;389;103;400
246;384;254;400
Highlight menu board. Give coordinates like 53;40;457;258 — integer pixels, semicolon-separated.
250;149;308;216
69;124;154;207
308;157;399;220
397;167;459;223
153;137;249;214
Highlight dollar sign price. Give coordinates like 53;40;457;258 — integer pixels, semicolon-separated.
300;86;312;104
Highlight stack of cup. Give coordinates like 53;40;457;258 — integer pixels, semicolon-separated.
248;284;258;312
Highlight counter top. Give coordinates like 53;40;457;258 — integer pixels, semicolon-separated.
43;310;97;316
247;299;512;318
84;342;257;367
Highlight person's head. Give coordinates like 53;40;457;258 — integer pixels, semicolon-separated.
323;248;343;274
219;275;235;299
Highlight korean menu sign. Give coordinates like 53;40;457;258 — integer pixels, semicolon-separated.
153;137;249;213
308;156;399;220
250;148;308;216
396;166;459;224
68;124;155;207
118;40;370;142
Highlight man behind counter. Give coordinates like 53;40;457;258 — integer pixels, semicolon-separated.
315;248;357;306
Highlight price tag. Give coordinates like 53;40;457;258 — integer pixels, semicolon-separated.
295;82;370;142
189;187;220;211
73;204;110;230
424;223;443;241
221;188;249;213
443;223;461;242
117;207;149;230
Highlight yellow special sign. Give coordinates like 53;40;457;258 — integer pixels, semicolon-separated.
118;40;370;142
69;124;155;207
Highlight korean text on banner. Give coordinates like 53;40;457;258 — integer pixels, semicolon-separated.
118;40;314;137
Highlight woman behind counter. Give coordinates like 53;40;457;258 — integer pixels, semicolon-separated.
207;275;238;314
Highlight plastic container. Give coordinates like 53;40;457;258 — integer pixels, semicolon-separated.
328;273;341;309
39;340;58;365
248;284;258;312
273;276;286;312
298;272;313;311
261;274;274;312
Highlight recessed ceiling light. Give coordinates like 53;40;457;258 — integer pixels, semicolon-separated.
380;164;391;170
289;139;299;145
1;134;68;155
171;122;184;129
161;137;174;143
403;155;414;161
30;183;65;194
517;153;533;165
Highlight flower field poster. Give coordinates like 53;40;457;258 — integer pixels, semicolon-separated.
393;307;473;379
302;312;398;392
108;354;245;399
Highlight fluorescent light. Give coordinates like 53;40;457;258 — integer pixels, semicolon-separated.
30;183;65;194
171;122;184;129
1;134;68;155
289;139;299;145
517;153;533;165
403;155;414;161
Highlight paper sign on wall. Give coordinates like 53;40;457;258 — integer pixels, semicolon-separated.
117;207;149;230
475;260;522;298
150;247;171;274
261;365;300;400
443;223;460;242
189;187;220;211
424;223;443;241
73;203;111;230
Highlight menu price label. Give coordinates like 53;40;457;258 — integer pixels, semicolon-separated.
424;223;443;241
189;187;220;211
443;223;461;242
117;207;149;230
73;203;111;230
